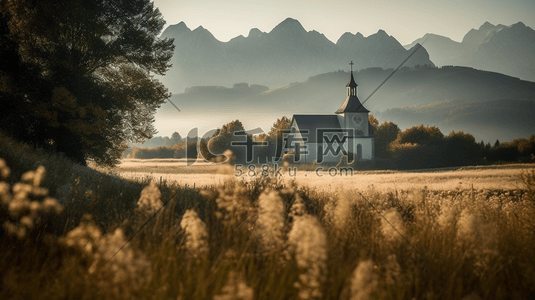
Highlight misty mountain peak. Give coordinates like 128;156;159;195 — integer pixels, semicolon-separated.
421;33;450;41
369;29;391;40
229;35;245;43
340;32;362;38
336;32;364;45
192;25;212;35
270;17;306;35
374;29;391;39
480;21;495;29
422;33;436;39
191;25;219;42
248;28;263;38
511;21;527;29
161;21;191;37
175;21;190;30
462;21;505;47
404;21;534;81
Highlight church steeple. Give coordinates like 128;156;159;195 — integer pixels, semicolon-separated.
336;62;368;114
346;61;358;96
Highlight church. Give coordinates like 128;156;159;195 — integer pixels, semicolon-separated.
284;64;374;164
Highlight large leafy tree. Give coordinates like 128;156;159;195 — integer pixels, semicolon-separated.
264;116;291;161
444;131;480;166
207;120;248;163
374;121;400;159
0;0;174;166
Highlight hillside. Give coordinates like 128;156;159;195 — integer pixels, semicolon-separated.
156;66;535;142
374;99;535;143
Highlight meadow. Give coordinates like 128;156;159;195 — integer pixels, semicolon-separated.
1;135;535;299
116;158;533;192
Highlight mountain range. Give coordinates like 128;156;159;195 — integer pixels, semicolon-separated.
159;18;433;92
154;18;535;143
405;21;535;82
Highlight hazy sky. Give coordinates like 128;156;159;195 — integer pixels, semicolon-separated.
152;0;535;45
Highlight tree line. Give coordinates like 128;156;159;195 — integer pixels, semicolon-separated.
129;116;535;170
369;116;535;169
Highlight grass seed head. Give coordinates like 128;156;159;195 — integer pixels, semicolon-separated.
288;215;328;300
289;193;306;219
381;208;405;243
137;181;163;215
326;193;352;231
213;182;253;228
0;164;63;239
180;209;209;259
95;228;153;286
62;214;103;255
384;254;402;285
63;215;152;288
457;209;498;264
0;158;10;179
213;271;254;300
0;182;11;204
349;260;378;300
256;189;285;253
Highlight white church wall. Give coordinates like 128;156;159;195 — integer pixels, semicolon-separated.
350;138;374;160
284;130;374;163
288;140;374;164
336;114;345;127
285;141;355;164
342;113;369;136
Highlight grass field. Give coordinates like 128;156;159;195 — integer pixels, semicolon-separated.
115;158;535;192
2;137;535;299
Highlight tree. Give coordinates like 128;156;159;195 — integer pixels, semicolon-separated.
170;132;182;144
164;132;182;146
374;121;400;158
397;125;444;145
444;131;480;166
265;116;291;161
198;139;214;161
368;115;379;135
390;125;446;169
249;116;292;163
207;120;247;163
516;135;535;157
0;0;174;166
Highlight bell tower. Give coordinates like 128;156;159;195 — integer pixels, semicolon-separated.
335;62;370;137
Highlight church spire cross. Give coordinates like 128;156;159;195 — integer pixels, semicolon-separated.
346;61;358;96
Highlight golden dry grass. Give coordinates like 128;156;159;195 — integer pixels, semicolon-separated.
2;137;535;299
114;159;535;192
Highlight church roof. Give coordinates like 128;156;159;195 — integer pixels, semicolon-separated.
291;115;341;143
335;95;370;114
